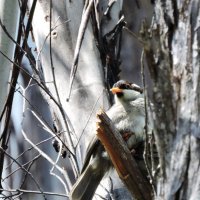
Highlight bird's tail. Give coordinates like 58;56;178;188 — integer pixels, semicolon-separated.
69;163;105;200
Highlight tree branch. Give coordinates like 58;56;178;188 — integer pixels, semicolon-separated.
96;110;153;200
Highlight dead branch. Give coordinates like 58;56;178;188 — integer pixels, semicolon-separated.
96;110;153;200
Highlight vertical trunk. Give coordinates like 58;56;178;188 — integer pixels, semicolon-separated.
30;0;110;171
0;0;19;117
0;0;19;192
143;1;200;199
30;0;133;199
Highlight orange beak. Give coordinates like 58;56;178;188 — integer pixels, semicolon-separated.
110;87;123;94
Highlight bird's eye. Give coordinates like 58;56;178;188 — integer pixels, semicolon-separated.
119;84;129;89
116;92;124;98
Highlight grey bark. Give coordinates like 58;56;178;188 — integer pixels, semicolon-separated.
2;0;199;199
30;0;133;199
0;0;19;122
142;1;200;199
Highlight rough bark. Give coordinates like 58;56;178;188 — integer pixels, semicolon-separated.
2;1;199;199
142;1;200;199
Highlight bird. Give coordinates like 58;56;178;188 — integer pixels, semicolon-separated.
70;80;153;200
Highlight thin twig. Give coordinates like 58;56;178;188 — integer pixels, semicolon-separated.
0;188;68;198
0;49;79;174
1;4;75;174
48;3;78;174
0;147;46;199
0;0;37;192
49;138;67;196
0;50;74;139
141;49;156;192
0;50;75;153
36;19;70;67
124;26;145;45
21;130;71;191
19;155;41;189
75;89;104;148
0;18;40;76
49;0;62;106
0;0;37;136
6;136;55;170
30;108;75;157
66;0;94;101
3;154;41;181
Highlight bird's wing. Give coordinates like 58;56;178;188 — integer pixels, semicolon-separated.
81;135;101;173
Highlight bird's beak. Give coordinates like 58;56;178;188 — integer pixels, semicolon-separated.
110;87;123;94
131;84;143;94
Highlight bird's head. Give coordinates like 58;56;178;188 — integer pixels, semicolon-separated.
110;80;143;102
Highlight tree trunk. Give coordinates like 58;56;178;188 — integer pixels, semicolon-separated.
143;1;200;199
30;0;133;199
0;0;19;119
1;0;199;199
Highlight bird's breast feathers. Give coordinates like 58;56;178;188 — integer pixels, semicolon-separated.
106;101;146;137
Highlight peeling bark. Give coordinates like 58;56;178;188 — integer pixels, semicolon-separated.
142;1;200;199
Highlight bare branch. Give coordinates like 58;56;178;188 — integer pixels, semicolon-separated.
96;110;153;200
140;49;157;192
21;130;71;191
0;188;68;198
0;147;46;199
66;0;94;101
